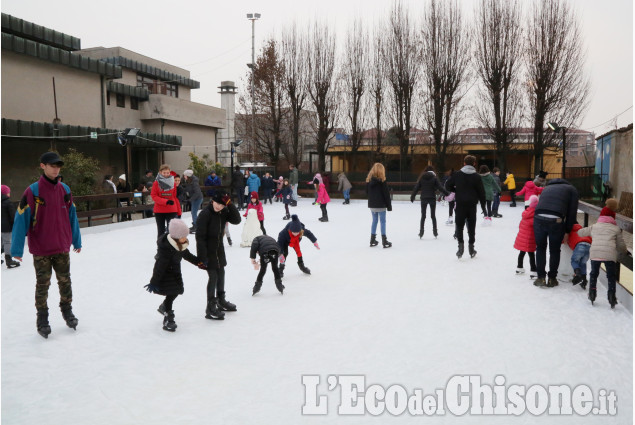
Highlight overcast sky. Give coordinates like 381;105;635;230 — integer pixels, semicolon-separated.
2;0;632;135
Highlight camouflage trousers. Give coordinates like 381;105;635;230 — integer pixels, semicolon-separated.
33;253;73;311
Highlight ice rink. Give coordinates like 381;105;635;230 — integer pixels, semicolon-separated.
2;197;632;424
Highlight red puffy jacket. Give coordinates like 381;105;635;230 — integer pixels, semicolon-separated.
567;223;592;250
514;207;536;252
151;180;181;215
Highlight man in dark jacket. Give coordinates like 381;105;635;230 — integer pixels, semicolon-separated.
250;234;284;295
1;185;19;268
183;170;203;233
410;166;449;238
533;178;579;288
231;166;245;210
446;155;486;258
196;190;241;319
261;173;275;204
204;171;222;197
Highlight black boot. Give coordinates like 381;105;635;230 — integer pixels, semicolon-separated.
572;268;582;285
205;298;225;320
382;235;392;248
275;279;285;294
60;303;78;330
370;234;379;247
433;227;438;238
252;281;262;295
5;255;19;268
36;309;51;339
588;277;597;305
157;302;166;315
163;310;177;332
218;292;237;312
418;228;424;239
469;244;477;258
580;276;588;290
227;237;233;246
608;290;618;309
283;214;291;220
279;263;285;277
298;257;311;274
456;242;464;258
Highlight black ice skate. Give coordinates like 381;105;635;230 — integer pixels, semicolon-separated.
370;234;379;247
298;258;311;275
418;228;423;239
469;245;477;258
608;291;617;309
282;214;291;220
218;292;237;312
252;281;262;296
580;276;588;290
163;310;177;332
157;302;166;315
60;303;78;330
205;299;225;320
227;237;233;246
456;242;464;258
382;235;392;248
36;309;51;339
588;286;596;305
275;279;285;294
433;228;438;238
5;255;20;268
571;268;582;285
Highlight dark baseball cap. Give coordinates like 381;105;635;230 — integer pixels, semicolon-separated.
40;152;64;166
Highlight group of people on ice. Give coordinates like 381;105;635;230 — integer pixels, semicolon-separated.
3;151;628;337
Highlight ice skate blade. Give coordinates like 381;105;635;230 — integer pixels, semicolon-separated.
205;315;225;320
162;326;176;332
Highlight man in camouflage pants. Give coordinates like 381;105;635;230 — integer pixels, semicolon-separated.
12;152;82;338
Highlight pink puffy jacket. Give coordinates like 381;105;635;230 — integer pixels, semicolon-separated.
317;183;330;204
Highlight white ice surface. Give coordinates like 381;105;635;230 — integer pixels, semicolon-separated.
2;199;632;424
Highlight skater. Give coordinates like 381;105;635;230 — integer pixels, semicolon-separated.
567;222;592;289
196;190;241;319
446;155;486;258
410;165;448;239
241;208;263;248
289;164;299;206
504;171;517;207
246;171;261;197
491;168;503;218
478;165;497;223
144;219;206;332
174;174;187;213
513;195;539;278
1;185;20;268
116;174;132;221
316;182;330;222
366;162;392;248
577;200;627;308
250;235;284;295
280;178;293;220
11;152;82;339
183;170;203;233
308;172;323;205
444;169;456;225
516;172;546;209
261;172;275;204
204;170;222;197
337;172;352;204
151;164;181;238
532;177;579;288
231;166;245;210
244;191;266;235
274;176;284;202
277;215;319;277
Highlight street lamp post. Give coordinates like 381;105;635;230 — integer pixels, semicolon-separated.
247;13;261;162
547;122;567;179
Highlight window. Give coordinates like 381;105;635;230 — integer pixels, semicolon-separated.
116;93;125;108
130;97;139;110
137;74;157;93
165;82;178;98
106;90;110;105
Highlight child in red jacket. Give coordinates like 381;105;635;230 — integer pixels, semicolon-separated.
151;165;181;238
513;195;539;278
568;222;592;288
316;182;330;222
244;191;266;234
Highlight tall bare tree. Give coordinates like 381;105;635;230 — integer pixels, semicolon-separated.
421;0;472;174
281;24;308;167
474;0;524;174
306;22;338;172
525;0;590;174
341;19;370;172
384;1;420;176
369;23;387;166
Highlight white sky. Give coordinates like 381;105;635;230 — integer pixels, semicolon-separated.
1;0;633;136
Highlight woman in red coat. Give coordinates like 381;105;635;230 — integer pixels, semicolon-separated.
513;195;539;277
151;164;181;238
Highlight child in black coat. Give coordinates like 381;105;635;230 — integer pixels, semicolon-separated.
250;235;285;295
145;219;205;331
277;215;319;276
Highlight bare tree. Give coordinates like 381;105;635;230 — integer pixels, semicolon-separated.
525;0;590;174
306;22;338;172
341;19;370;172
384;1;420;177
369;23;387;166
474;0;524;174
281;24;308;167
421;0;472;174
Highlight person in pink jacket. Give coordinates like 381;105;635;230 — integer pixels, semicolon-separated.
274;176;284;202
516;173;546;209
513;195;539;277
316;182;330;222
244;191;266;234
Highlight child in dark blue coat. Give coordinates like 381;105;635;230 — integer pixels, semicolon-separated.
250;235;285;295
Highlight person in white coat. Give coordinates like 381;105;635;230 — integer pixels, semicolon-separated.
240;208;263;247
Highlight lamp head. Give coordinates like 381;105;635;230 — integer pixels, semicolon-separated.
547;122;560;132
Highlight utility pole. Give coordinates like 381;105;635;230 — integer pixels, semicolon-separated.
247;13;261;162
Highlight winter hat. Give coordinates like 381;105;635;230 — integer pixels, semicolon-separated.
600;207;616;219
250;191;259;200
210;190;230;205
183;169;194;177
289;215;302;232
168;219;189;239
605;198;618;212
170;170;178;177
1;185;10;195
528;195;539;208
538;170;548;179
119;174;126;181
